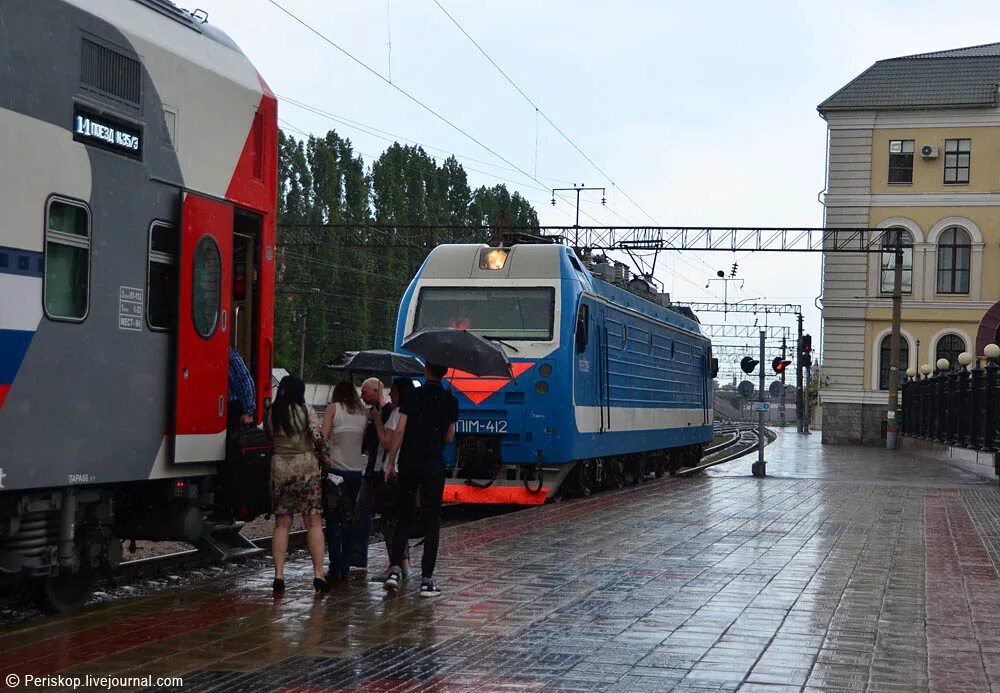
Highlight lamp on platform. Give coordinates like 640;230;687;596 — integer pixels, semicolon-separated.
985;344;1000;359
936;358;950;372
958;352;973;369
906;367;917;378
919;363;932;378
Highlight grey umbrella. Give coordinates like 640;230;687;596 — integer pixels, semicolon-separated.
401;328;513;377
324;349;425;376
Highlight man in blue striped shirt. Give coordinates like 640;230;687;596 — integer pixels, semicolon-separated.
228;346;256;425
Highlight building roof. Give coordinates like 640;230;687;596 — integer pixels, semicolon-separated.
818;42;1000;114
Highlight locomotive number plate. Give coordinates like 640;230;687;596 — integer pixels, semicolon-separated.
456;419;508;434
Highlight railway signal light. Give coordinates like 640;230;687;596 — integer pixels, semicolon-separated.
740;356;759;374
772;357;791;373
801;334;813;366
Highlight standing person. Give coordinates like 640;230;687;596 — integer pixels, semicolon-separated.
228;346;255;426
383;364;458;598
351;378;395;571
267;375;328;595
321;381;368;582
373;378;414;579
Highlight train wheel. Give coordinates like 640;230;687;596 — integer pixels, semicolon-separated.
653;455;666;478
29;565;95;614
638;459;650;483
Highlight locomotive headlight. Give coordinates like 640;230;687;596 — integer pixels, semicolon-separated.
535;381;549;394
480;248;508;270
539;363;552;377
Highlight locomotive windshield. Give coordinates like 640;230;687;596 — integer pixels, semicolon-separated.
415;287;555;340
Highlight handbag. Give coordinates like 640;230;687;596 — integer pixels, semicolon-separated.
322;471;354;522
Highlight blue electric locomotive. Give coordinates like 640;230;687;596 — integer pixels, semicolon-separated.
394;243;714;504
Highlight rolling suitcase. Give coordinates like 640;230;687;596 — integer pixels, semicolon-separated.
218;426;274;521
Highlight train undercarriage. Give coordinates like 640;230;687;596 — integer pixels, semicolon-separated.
0;477;253;613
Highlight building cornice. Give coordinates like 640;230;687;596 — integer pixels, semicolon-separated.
824;192;1000;207
825;108;1000;130
819;389;889;405
823;299;995;311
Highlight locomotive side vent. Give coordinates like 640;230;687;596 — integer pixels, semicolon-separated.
81;38;142;107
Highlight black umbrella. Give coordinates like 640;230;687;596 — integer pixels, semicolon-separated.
324;349;425;376
401;328;513;378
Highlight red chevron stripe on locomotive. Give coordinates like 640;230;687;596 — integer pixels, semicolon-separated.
445;362;535;405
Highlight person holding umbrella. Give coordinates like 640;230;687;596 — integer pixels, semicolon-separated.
383;363;458;597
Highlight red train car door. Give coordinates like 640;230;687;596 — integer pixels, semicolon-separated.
174;192;233;463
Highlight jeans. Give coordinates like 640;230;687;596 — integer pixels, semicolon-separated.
325;470;362;579
389;465;444;579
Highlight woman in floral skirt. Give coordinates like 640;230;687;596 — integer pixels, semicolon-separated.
268;375;329;594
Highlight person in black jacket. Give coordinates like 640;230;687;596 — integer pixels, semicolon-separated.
383;364;458;598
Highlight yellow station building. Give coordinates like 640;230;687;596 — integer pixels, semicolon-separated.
818;43;1000;445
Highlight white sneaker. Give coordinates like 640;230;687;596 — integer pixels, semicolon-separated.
419;581;441;598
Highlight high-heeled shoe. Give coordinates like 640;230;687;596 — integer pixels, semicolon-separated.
313;577;330;593
273;578;285;594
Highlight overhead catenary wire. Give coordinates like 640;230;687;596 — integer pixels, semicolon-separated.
268;3;746;306
266;7;726;297
429;0;657;221
279;116;553;200
279;97;575;187
264;0;609;228
277;116;583;227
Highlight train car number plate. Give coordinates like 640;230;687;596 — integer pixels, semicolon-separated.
456;419;508;434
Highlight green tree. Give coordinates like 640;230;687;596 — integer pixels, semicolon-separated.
468;184;539;243
276;130;541;380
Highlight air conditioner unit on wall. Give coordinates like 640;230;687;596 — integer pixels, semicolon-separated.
920;144;939;159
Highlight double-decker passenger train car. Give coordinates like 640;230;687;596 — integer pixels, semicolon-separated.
0;0;277;611
395;244;714;504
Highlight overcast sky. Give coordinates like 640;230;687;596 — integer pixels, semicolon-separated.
194;0;1000;379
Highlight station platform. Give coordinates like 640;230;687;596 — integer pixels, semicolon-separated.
4;432;1000;692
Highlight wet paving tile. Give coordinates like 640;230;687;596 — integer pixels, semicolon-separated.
8;433;1000;690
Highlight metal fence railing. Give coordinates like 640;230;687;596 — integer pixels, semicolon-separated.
901;362;1000;452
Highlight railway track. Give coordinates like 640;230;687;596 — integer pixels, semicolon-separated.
678;422;771;476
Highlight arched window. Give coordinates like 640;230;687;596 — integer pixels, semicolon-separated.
935;334;965;370
879;334;909;390
937;227;971;294
879;228;913;294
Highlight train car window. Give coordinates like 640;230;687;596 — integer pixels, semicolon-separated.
575;304;589;354
147;222;177;330
44;198;91;321
191;235;221;338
